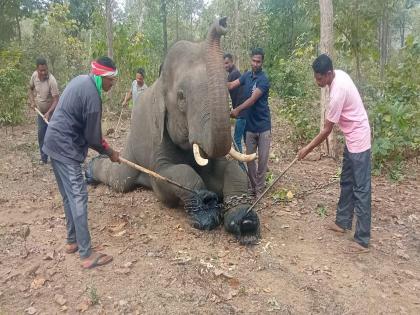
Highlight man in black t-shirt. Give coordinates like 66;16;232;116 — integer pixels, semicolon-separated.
224;53;246;153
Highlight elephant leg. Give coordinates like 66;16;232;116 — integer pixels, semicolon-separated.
199;159;260;244
152;164;222;230
86;145;140;193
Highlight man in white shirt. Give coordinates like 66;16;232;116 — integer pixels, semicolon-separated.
122;67;148;108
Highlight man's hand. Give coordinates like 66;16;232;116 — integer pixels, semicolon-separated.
109;149;120;163
297;146;311;160
230;108;240;118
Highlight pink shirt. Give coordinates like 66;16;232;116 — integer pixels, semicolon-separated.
327;70;371;153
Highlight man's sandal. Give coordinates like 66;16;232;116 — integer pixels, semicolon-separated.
65;243;78;254
81;252;113;269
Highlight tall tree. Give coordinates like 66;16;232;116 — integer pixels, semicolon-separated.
319;0;338;158
106;0;114;58
161;0;168;57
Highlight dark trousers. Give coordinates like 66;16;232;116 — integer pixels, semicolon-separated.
336;146;372;247
245;130;271;195
37;115;48;163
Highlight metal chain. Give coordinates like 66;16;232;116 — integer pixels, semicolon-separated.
223;194;254;213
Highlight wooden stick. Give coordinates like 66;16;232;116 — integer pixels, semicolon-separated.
34;107;49;124
114;103;124;135
119;157;196;194
246;157;298;214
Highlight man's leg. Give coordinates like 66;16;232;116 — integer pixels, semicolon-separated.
233;118;246;153
255;130;271;195
37;115;48;163
245;131;258;195
350;149;372;247
51;159;92;258
335;146;355;230
51;159;76;246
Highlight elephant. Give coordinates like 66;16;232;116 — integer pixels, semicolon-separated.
86;17;260;244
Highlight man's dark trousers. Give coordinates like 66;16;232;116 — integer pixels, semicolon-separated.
37;115;48;163
336;146;371;247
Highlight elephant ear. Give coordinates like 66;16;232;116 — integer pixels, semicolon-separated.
151;79;166;145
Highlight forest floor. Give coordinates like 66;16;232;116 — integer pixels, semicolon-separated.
0;106;419;315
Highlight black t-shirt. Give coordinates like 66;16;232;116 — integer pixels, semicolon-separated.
227;66;247;118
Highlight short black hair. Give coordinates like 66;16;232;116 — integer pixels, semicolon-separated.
223;53;233;61
36;57;47;67
312;54;333;75
96;56;116;70
251;47;264;60
136;67;145;77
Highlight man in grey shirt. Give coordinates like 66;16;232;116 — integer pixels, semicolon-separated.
122;67;148;108
43;56;120;269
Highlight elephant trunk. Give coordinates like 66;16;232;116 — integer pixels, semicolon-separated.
202;17;231;158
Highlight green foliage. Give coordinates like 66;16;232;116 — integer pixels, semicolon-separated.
0;48;27;125
371;37;420;171
272;188;294;202
315;203;327;218
86;284;99;305
269;40;319;142
30;3;87;87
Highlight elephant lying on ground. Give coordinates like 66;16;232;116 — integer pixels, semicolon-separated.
87;18;260;244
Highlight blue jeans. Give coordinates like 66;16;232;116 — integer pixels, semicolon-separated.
37;115;48;163
233;118;246;153
336;147;372;247
51;159;92;258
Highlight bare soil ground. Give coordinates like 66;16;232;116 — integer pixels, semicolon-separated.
1;108;419;315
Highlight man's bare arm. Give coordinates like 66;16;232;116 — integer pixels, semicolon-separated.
28;87;35;109
45;95;59;120
227;79;240;91
298;120;334;160
230;88;263;118
122;90;132;106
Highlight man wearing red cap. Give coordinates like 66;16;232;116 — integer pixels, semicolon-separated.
43;56;120;269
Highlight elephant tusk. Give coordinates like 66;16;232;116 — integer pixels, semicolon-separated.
228;147;257;162
193;143;208;166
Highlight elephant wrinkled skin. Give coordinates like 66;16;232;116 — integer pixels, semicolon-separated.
87;18;260;244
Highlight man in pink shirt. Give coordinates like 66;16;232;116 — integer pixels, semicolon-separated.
298;54;371;253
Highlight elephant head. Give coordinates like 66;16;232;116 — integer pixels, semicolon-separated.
153;17;252;164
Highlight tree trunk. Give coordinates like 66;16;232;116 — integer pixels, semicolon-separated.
319;0;337;159
233;0;240;69
15;16;21;44
105;0;113;59
161;0;167;57
379;5;389;81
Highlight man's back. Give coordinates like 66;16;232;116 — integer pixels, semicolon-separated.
44;75;102;164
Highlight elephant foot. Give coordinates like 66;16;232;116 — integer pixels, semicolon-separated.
223;205;260;245
184;190;222;231
84;154;108;185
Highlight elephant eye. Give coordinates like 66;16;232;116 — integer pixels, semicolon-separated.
177;90;185;100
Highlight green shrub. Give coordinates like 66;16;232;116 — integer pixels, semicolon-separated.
371;37;420;171
0;48;27;125
269;42;319;142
